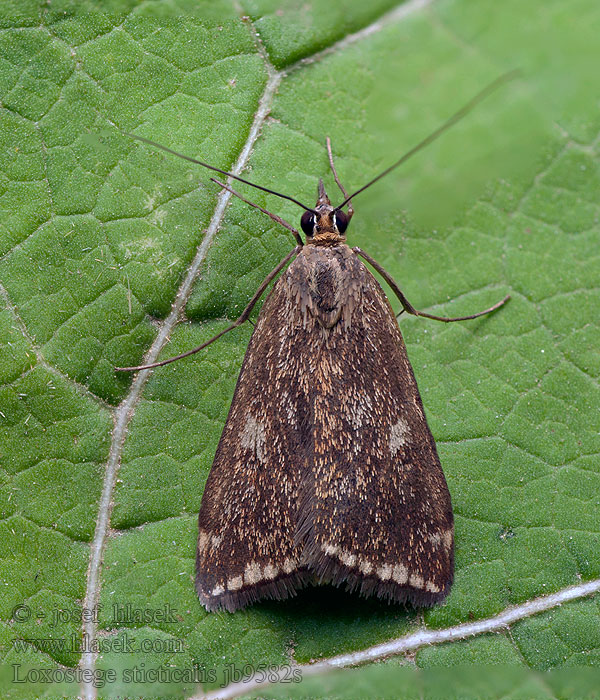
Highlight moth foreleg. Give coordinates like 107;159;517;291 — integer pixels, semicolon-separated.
354;246;510;323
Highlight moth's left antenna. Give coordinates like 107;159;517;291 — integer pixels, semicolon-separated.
125;132;317;214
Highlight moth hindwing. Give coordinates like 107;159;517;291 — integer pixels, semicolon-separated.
195;185;455;613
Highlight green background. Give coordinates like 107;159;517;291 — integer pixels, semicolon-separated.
1;0;599;697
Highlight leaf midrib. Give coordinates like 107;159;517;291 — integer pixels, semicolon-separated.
79;4;442;696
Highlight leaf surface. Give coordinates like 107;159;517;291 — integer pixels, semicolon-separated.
1;1;599;697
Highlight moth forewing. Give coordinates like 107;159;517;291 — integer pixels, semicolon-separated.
195;267;311;612
302;259;454;606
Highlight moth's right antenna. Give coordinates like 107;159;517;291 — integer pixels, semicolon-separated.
335;69;520;210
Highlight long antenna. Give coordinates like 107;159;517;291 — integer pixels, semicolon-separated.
335;69;520;210
125;132;317;214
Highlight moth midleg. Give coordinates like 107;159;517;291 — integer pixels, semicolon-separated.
354;247;510;322
116;246;300;372
326;137;354;222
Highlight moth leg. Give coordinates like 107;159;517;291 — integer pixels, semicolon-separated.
211;177;303;246
354;247;510;322
115;245;300;372
326;137;354;222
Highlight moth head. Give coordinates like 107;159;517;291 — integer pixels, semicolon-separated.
300;179;350;245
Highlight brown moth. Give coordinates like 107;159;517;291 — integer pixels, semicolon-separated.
117;73;515;613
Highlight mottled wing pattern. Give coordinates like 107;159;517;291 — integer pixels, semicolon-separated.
197;243;453;611
298;251;453;605
196;271;311;612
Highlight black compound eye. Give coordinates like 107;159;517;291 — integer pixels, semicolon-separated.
334;210;348;234
301;210;316;236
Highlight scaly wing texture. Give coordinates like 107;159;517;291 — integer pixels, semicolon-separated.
300;253;454;605
197;244;453;611
196;263;312;612
287;245;454;606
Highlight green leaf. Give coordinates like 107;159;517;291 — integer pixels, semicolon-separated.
1;1;599;698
